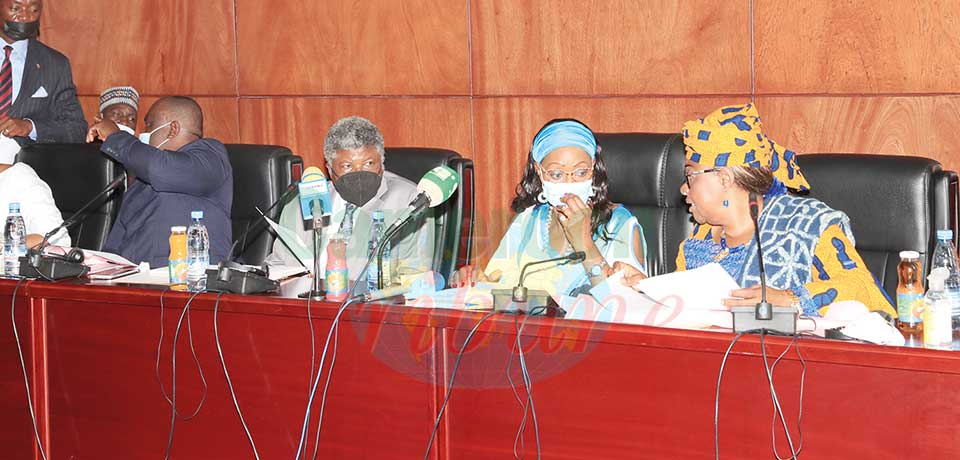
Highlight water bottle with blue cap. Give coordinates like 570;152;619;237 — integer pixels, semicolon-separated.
186;210;209;291
931;229;960;338
3;202;25;276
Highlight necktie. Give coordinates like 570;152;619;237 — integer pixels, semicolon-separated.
0;46;13;118
339;203;357;239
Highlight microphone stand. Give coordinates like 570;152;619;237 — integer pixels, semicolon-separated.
20;174;126;280
374;206;423;289
207;184;299;295
492;251;586;314
731;193;797;334
299;201;329;300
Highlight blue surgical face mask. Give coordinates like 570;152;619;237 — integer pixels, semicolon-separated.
138;121;173;149
541;180;594;207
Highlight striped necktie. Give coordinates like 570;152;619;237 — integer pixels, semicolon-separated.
0;46;12;118
339;203;357;239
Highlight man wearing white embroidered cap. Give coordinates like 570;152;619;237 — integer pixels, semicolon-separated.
94;86;139;135
0;133;68;247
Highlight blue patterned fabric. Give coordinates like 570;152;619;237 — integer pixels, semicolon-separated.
681;193;856;316
531;120;597;164
740;194;853;316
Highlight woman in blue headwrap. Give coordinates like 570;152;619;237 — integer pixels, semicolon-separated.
451;119;647;299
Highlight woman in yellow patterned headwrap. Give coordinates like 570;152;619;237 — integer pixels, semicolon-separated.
620;103;893;317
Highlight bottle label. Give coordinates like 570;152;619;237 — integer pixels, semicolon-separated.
169;259;187;285
326;268;349;301
924;299;953;347
897;293;923;323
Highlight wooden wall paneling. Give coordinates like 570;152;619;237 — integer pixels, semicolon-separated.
755;0;960;94
236;0;470;96
470;0;751;96
41;0;239;96
79;96;241;144
470;96;743;262
238;97;473;168
756;96;960;174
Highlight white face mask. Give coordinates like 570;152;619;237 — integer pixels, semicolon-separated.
138;121;172;149
541;180;594;207
116;124;135;136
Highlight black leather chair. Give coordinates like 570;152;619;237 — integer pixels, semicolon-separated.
384;147;474;283
597;132;960;299
225;144;303;266
16;142;124;251
597;133;692;276
798;154;958;299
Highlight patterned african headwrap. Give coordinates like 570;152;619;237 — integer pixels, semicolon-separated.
682;103;809;192
531;120;597;164
99;86;140;113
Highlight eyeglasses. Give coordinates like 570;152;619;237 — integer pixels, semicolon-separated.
542;168;592;183
684;168;719;186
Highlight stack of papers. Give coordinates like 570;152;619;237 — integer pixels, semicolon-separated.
44;246;140;280
405;282;497;310
565;263;739;329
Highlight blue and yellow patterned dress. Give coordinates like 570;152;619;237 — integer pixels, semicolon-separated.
677;192;895;317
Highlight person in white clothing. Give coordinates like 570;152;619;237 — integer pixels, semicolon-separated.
0;135;69;248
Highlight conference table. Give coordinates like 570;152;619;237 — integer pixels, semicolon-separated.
2;276;958;459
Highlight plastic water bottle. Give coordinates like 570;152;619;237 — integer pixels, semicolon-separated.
924;267;953;349
367;211;388;292
3;202;25;276
186;211;209;292
931;229;960;337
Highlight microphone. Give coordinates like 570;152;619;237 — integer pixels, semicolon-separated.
491;251;586;313
382;166;460;237
21;173;127;279
208;181;301;295
225;181;299;264
731;193;797;334
298;166;332;230
513;251;586;302
374;166;460;289
353;284;410;303
748;193;772;320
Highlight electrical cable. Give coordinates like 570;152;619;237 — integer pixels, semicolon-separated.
295;254;376;460
506;314;526;459
155;289;207;420
163;291;207;460
422;311;497;460
714;332;744;460
310;323;338;460
213;291;261;460
769;333;806;459
515;308;544;460
11;276;47;460
759;331;799;459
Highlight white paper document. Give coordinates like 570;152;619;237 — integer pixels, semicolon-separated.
261;212;314;268
44;246;140;280
405;283;497;310
631;262;740;311
568;264;739;329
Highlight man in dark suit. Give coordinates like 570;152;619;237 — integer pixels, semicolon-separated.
86;96;234;267
0;0;86;143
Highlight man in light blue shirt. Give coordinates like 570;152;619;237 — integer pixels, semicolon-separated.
0;0;86;143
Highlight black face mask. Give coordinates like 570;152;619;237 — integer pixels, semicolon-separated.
3;20;39;42
334;171;382;207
